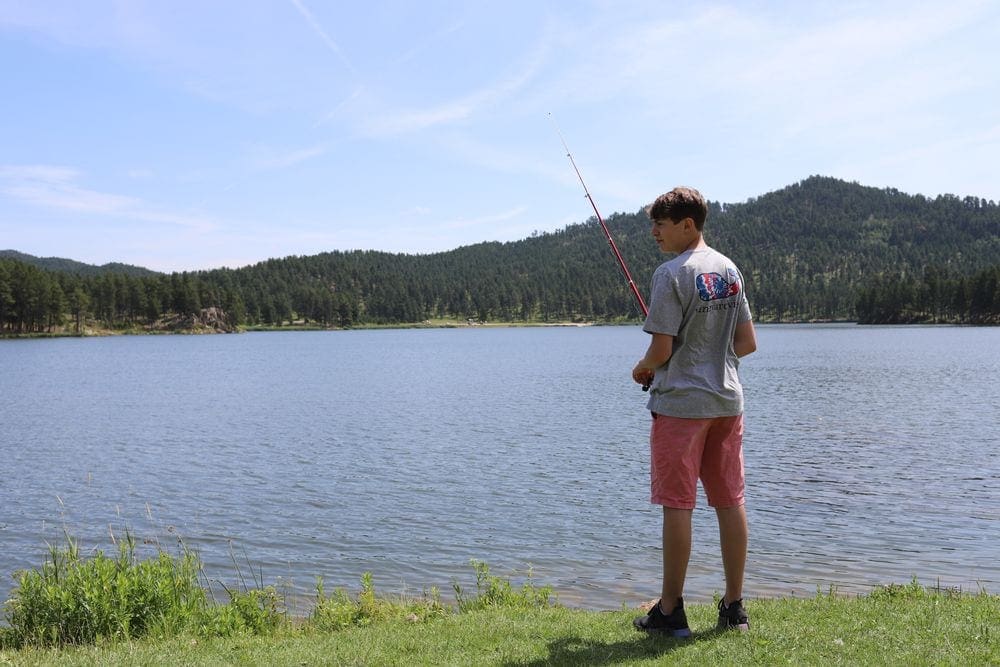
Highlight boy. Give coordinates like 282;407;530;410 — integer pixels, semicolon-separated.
631;186;757;637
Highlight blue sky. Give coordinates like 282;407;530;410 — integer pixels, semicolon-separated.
2;1;998;272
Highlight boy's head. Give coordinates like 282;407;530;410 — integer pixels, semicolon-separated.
646;187;708;230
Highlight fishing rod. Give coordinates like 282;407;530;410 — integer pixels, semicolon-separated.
550;115;651;392
549;115;649;319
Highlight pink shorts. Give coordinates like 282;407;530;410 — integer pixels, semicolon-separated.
649;413;745;509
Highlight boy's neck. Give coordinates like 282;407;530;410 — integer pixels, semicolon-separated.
681;234;707;253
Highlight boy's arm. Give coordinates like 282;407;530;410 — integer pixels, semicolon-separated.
733;320;757;358
632;333;673;386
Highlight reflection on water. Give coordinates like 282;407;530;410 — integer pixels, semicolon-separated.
1;324;997;609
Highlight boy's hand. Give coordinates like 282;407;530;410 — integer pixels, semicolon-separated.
632;362;655;386
634;333;672;389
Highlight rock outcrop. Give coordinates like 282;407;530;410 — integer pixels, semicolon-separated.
152;307;237;333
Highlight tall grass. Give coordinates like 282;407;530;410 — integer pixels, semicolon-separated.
3;531;204;646
453;560;553;612
1;531;282;648
1;532;551;651
309;572;449;631
308;560;552;631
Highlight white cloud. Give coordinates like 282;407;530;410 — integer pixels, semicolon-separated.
0;164;218;232
0;165;137;213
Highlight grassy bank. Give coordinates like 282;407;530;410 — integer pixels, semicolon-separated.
3;585;996;666
1;536;996;664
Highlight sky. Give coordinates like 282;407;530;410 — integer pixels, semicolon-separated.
1;1;998;272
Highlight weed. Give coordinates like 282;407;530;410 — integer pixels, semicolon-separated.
3;530;207;647
453;560;553;612
194;587;283;637
2;531;290;648
310;573;447;631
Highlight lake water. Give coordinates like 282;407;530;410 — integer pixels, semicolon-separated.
1;325;997;611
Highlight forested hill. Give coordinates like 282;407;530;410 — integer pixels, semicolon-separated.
0;250;159;278
703;176;1000;322
2;175;999;333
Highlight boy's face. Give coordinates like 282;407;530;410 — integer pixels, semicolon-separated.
650;216;695;253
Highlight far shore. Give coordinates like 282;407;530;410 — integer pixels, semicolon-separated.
9;317;995;339
1;317;868;339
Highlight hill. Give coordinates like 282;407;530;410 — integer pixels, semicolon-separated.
2;176;999;333
704;176;1000;321
0;250;160;278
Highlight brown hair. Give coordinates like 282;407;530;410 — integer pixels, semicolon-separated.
646;186;708;231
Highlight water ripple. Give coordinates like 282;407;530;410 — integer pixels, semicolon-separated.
0;325;997;608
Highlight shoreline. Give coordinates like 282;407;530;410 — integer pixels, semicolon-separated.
8;318;999;339
0;318;918;339
0;320;623;338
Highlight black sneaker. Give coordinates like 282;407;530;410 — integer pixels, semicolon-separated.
633;598;691;638
717;598;749;631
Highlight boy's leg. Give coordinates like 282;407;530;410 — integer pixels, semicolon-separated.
700;415;747;604
716;504;748;604
660;507;693;610
649;414;707;613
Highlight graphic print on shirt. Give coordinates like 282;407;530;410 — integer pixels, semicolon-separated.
696;268;741;301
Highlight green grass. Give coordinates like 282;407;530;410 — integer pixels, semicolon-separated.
2;536;997;665
3;586;997;666
0;531;285;648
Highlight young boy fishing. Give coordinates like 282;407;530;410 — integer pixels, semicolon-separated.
631;186;757;636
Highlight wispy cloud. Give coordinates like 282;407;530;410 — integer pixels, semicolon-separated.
0;164;218;232
539;2;991;118
127;168;155;180
442;206;527;230
0;165;138;213
248;143;330;171
288;0;357;75
393;19;465;67
364;204;535;253
838;122;1000;195
360;38;548;136
313;86;365;128
441;132;567;181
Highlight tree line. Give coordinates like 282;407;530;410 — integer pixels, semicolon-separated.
0;260;246;334
2;176;999;334
855;265;1000;324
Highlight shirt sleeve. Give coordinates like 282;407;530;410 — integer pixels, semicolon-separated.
643;266;684;336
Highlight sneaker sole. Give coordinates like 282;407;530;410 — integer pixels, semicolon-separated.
718;621;749;632
634;622;692;638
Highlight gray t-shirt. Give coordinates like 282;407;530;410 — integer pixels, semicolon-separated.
643;246;752;418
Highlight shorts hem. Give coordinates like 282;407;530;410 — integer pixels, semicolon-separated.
707;498;745;509
650;497;696;510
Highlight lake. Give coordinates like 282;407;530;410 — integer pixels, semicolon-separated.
0;324;997;611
